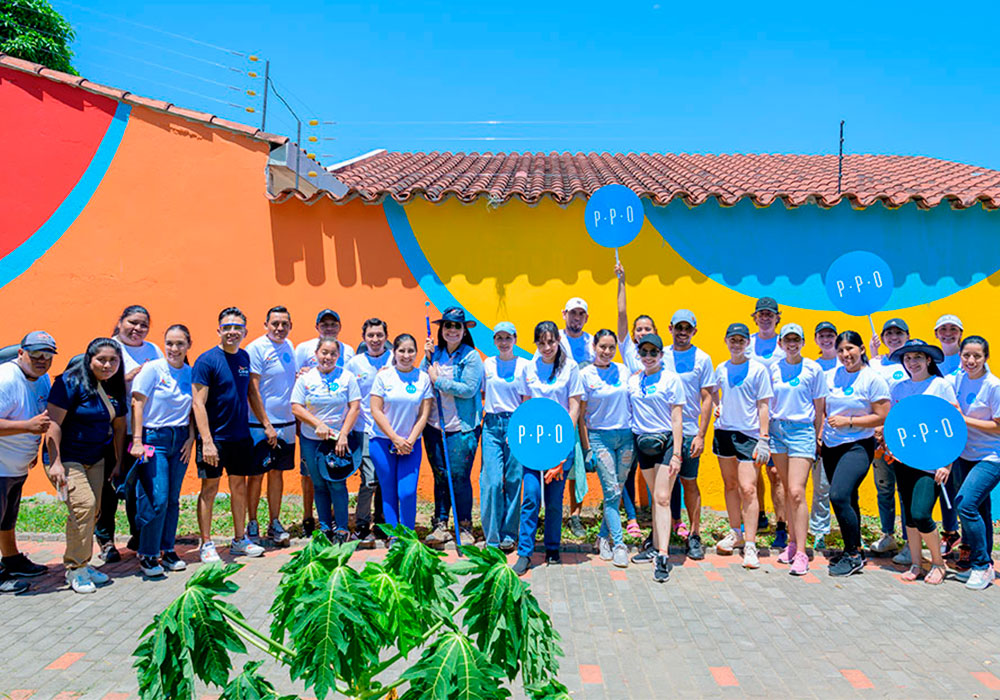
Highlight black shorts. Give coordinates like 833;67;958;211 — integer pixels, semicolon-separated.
712;429;757;461
636;432;675;471
196;437;257;479
0;475;26;530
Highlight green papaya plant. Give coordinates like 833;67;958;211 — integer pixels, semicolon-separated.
133;527;570;699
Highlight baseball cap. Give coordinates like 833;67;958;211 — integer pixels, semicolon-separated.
754;297;779;314
935;314;963;330
20;331;57;354
636;333;664;351
726;323;751;339
564;297;588;313
882;318;909;333
316;309;340;324
493;321;516;337
779;323;804;340
671;309;697;327
814;321;837;334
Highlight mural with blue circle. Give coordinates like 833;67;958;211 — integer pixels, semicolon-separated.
884;394;968;471
824;251;894;316
506;398;575;470
585;184;644;248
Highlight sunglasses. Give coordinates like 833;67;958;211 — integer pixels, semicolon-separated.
442;321;464;330
220;324;246;332
27;350;54;359
638;348;661;357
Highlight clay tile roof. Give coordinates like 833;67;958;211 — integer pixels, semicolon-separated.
311;150;1000;209
0;52;287;147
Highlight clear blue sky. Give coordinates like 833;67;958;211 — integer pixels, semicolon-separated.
48;0;1000;169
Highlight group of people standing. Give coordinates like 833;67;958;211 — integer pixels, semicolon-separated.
0;273;997;594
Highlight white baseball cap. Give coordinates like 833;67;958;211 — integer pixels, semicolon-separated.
934;314;963;330
564;297;588;313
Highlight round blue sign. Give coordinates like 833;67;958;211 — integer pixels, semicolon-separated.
884;394;967;471
506;398;575;470
824;251;895;316
584;184;644;248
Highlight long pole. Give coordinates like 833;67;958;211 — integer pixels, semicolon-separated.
837;119;845;195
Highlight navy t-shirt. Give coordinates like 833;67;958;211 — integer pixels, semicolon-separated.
192;346;251;442
48;376;125;464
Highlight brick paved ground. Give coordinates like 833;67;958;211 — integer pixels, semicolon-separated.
2;537;999;699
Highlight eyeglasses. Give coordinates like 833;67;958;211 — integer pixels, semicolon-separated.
27;350;54;359
442;322;464;330
220;324;246;332
638;348;661;357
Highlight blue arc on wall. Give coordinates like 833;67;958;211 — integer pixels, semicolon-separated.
643;198;1000;311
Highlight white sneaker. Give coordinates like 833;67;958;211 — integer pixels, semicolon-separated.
597;536;613;561
66;569;96;594
84;566;110;585
231;536;265;558
716;529;745;555
200;541;221;563
743;542;760;569
267;519;291;547
870;534;898;553
966;567;995;590
892;548;912;566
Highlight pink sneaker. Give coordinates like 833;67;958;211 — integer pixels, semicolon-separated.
777;542;797;564
789;551;809;576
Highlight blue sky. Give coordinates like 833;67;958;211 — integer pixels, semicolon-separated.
47;0;1000;169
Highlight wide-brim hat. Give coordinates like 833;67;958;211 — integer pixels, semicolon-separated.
889;338;944;364
433;306;477;328
253;438;295;472
315;433;362;482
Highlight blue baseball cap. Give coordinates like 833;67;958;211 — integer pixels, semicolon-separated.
493;321;517;336
726;323;751;339
316;309;340;324
20;331;57;353
671;309;697;327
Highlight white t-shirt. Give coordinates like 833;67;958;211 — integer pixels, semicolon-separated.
954;371;1000;463
132;359;192;429
747;333;785;368
370;367;432;439
0;362;51;476
890;375;958;406
714;359;773;437
561;331;595;365
247;335;297;425
517;358;584;409
483;356;528;414
581;363;631;431
291;367;361;441
769;357;828;423
816;356;840;372
618;335;642;373
939;352;961;377
345;351;392;436
627;368;685;435
115;338;163;433
663;346;716;436
823;366;891;447
295;338;356;371
871;356;909;392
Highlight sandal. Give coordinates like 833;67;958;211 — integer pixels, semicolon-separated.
626;520;641;538
900;565;922;582
675;521;690;538
924;565;945;585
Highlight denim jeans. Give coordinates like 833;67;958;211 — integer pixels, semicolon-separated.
370;437;422;529
480;413;522;547
872;453;908;539
300;435;353;532
809;457;831;536
955;458;1000;570
518;468;566;557
423;425;480;526
589;429;635;546
940;459;967;533
136;426;189;557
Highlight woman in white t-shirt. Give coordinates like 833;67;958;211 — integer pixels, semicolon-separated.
768;324;827;576
291;338;362;543
480;322;529;551
886;339;958;584
130;324;195;578
953;336;1000;590
369;334;433;531
580;329;635;569
822;330;890;578
511;322;584;577
711;323;773;569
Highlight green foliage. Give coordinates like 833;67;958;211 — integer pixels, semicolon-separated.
382;524;458;620
525;679;573;700
220;661;299;700
360;560;425;655
399;630;510;700
0;0;76;74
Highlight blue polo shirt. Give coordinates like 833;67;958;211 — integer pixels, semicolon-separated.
48;376;125;465
192;346;251;442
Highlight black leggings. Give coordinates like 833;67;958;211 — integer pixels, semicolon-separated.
822;437;876;554
895;463;939;534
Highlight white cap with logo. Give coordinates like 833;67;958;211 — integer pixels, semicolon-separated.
564;297;588;313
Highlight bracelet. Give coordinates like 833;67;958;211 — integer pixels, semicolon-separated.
672;453;682;459
850;416;854;428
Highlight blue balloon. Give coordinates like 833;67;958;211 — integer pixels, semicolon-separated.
506;398;575;470
884;394;967;471
824;250;895;316
584;184;644;248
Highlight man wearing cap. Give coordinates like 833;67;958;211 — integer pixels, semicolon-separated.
561;298;595;366
0;332;57;593
295;309;356;372
934;314;964;376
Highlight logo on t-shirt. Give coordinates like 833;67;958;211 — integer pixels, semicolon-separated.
893;370;904;380
763;352;773;359
843;386;854;396
967;392;977;405
405;383;417;394
238;366;250;377
282;353;292;363
327;382;340;393
789;377;800;387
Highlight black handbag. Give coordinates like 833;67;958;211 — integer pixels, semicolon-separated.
636;432;669;457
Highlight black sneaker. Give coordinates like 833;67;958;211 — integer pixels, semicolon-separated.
498;539;516;553
358;531;376;548
98;540;121;564
829;552;864;577
631;547;656;564
568;516;586;538
160;551;187;571
512;555;531;576
302;517;316;537
757;511;769;531
686;533;705;560
2;553;48;578
641;533;653;551
0;575;29;594
653;553;672;583
126;535;140;552
545;549;561;564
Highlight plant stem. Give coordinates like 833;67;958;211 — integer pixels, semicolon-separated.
219;607;296;657
357;618;447;697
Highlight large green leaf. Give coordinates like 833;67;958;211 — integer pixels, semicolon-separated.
524;679;572;700
517;594;562;686
134;563;247;699
219;660;299;700
382;525;457;620
360;560;427;655
399;630;510;700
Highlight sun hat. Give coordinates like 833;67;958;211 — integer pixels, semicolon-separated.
888;338;945;364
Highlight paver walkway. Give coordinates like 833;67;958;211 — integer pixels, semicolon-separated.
1;537;999;699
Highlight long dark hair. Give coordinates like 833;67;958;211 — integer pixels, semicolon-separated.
62;338;126;404
835;330;869;366
534;321;565;375
112;304;150;338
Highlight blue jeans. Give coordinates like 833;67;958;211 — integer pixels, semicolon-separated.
872;454;908;539
370;437;422;529
809;457;831;536
940;459;967;533
424;425;480;526
518;468;567;557
136;426;189;557
300;435;356;532
955;458;1000;571
589;429;635;546
480;413;522;547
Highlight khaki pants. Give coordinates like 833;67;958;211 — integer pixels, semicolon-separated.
63;459;105;570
